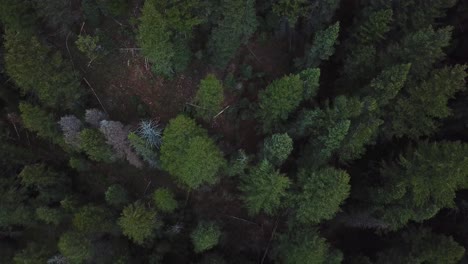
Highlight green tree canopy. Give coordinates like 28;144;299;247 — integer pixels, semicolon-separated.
191;222;222;253
194;74;224;121
274;228;343;264
79;128;115;163
292;167;350;224
208;0;257;68
72;205;115;234
58;231;93;264
370;141;468;230
297;22;340;68
376;228;465;264
118;202;159;245
19;103;62;144
160;115;225;189
257;74;304;132
262;133;293;166
153;188;178;213
105;184;130;208
240;160;290;216
4;30;83;109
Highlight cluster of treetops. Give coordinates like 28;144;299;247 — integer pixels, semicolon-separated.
0;0;468;263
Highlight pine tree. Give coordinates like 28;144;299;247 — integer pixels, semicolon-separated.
36;206;65;226
376;228;465;264
240;160;290;216
274;228;343;264
194;74;224;121
4;31;83;109
79;128;115;163
297;22;340;68
262;133;293;166
208;0;257;68
191;222;222;253
58;231;93;264
19;103;62;144
160;115;225;189
118;201;159;245
0;0;37;32
298;68;320;100
370;141;468;230
257;74;304;132
153;188;178;213
383;65;467;139
105;184;129;208
72;205;115;234
13;243;53;264
291;167;350;224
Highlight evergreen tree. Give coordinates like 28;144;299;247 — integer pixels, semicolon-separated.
128;132;159;168
33;0;79;35
299;68;321;100
19;103;62;144
118;202;159;245
79;128;115;163
58;231;93;264
0;0;37;32
153;188;178;213
105;184;130;208
257;74;304;132
208;0;257;68
383;65;467;139
36;206;65;226
297;22;340;68
262;133;293;166
370;141;468;230
274;228;343;264
13;243;52;264
160;115;225;189
376;228;464;264
191;222;222;253
194;74;224;121
72;205;115;234
291;168;350;224
240;160;290;216
4;31;83;109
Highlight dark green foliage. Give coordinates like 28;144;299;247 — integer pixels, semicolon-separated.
33;0;78;34
0;177;35;228
69;156;91;171
208;0;257;68
262;133;293;166
128;132;159;168
292;168;350;224
298;68;320;100
36;206;65;225
73;205;115;234
153;188;178;213
274;228;343;264
240;160;290;215
225;150;250;177
371;141;468;230
354;9;393;45
383;26;453;79
19;103;62;144
18;164;69;205
0;0;36;32
79;128;115;163
376;228;465;264
118;202;159;245
160;115;225;189
258;74;304;131
297;22;340;68
4;31;83;109
138;0;202;76
58;231;93;264
194;74;224;121
105;184;130;207
383;65;467;138
272;0;310;26
191;222;222;253
13;243;52;264
82;0;102;26
97;0;128;16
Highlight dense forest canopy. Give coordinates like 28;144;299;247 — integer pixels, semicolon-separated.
0;0;468;263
